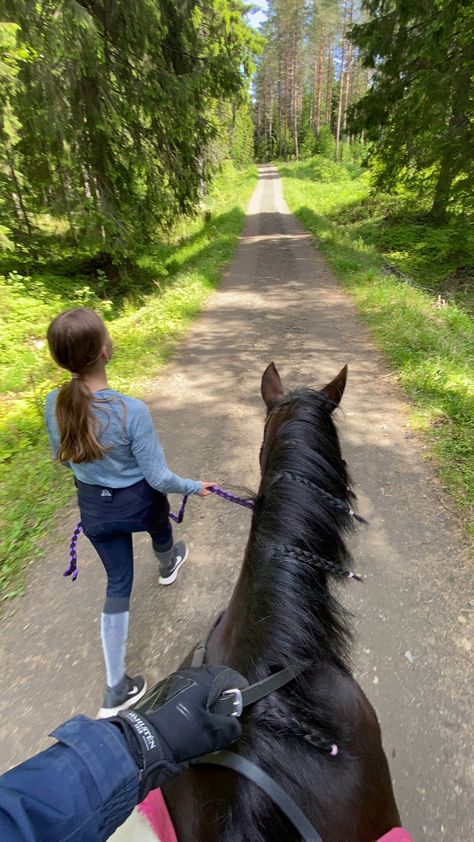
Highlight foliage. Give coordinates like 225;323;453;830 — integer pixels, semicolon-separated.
280;157;474;539
0;20;32;248
231;98;255;167
349;0;474;222
0;162;257;600
0;1;258;263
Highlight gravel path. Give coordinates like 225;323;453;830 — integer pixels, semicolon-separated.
1;166;472;841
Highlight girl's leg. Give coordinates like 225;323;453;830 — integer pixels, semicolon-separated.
88;532;133;686
150;522;173;572
148;521;188;585
101;611;129;688
86;533;145;712
146;491;188;584
150;522;173;557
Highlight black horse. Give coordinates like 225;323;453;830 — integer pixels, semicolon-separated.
163;362;400;841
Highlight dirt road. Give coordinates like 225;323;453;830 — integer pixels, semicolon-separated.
1;166;472;840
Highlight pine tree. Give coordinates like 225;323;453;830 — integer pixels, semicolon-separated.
253;0;367;162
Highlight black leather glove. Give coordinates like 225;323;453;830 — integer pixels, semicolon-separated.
111;665;248;800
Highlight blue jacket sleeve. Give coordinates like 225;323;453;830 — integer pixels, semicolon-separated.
0;716;139;841
129;401;202;496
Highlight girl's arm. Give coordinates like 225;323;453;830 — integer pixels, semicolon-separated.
44;392;70;468
129;402;202;496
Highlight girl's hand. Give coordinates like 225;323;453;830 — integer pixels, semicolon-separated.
198;481;217;497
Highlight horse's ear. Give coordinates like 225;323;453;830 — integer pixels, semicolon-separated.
320;365;348;412
261;362;285;408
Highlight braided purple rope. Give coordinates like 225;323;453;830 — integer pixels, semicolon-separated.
169;494;188;524
63;521;82;581
209;486;254;511
64;487;254;582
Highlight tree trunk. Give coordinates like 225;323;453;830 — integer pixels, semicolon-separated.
293;43;299;159
325;39;333;128
283;48;290;159
58;165;78;245
336;0;352;161
335;59;345;159
428;39;474;223
9;191;23;227
268;86;273;161
429;156;453;224
278;58;283;158
313;29;324;135
7;154;33;237
342;41;353;136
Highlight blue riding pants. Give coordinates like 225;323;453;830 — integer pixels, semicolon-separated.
76;479;172;612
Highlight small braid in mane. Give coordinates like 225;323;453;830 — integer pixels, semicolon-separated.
277;545;362;582
279;470;368;524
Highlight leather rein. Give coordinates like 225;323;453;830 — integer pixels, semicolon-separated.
190;631;323;842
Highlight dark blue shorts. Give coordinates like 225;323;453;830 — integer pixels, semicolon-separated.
76;479;172;611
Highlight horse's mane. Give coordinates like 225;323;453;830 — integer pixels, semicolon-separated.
223;388;361;842
235;387;357;672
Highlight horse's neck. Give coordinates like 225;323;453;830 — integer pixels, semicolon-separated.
206;531;344;678
205;546;254;672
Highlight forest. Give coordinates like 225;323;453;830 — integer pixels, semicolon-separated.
0;0;473;598
254;0;474;224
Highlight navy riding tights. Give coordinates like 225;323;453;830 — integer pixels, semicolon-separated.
76;479;172;612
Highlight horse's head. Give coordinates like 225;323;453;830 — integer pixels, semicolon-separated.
259;362;348;473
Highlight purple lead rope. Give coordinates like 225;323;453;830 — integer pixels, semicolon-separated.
169;494;188;525
169;488;254;525
207;486;254;511
64;521;83;581
64;486;254;581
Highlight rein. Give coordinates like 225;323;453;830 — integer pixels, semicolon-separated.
191;629;323;842
63;486;254;581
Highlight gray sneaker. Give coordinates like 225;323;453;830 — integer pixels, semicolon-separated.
97;674;147;719
159;541;189;585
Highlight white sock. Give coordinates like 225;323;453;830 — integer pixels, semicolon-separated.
100;611;129;688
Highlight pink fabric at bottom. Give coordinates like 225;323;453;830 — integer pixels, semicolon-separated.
139;792;412;842
377;830;413;842
138;789;178;842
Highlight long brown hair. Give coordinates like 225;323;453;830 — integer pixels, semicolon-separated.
47;308;109;463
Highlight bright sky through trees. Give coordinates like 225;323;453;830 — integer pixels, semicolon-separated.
247;0;268;28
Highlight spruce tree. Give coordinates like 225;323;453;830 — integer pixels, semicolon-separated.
349;0;474;221
0;1;257;262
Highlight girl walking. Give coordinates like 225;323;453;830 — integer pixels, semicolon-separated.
45;307;214;717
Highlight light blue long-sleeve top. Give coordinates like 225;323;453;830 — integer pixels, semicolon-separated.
45;388;201;496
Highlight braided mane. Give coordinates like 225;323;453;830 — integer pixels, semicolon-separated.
221;387;363;841
238;387;359;672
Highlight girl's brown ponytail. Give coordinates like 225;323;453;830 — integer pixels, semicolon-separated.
47;308;109;463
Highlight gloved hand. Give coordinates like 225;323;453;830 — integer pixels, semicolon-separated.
111;665;248;800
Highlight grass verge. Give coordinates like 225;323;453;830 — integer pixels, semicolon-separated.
0;162;257;600
279;157;474;541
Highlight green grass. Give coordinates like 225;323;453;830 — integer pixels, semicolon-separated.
0;162;257;600
279;157;474;541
